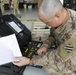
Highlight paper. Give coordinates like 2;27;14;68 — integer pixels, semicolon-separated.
0;34;22;65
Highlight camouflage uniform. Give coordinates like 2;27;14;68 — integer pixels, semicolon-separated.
12;0;21;18
0;0;5;15
31;9;76;75
37;0;43;8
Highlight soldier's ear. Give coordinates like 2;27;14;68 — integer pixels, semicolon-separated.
55;11;61;19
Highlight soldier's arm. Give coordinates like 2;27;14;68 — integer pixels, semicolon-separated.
43;36;55;48
31;33;76;66
42;28;55;49
13;33;76;74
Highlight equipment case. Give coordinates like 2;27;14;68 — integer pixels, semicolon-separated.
0;14;31;75
0;14;43;75
0;14;31;49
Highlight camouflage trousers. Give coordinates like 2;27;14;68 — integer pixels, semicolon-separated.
13;3;21;18
0;3;5;15
13;7;21;18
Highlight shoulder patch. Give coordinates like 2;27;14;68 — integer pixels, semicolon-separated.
58;35;76;62
64;44;73;52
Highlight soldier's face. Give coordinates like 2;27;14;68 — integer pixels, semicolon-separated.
38;12;62;28
43;17;61;27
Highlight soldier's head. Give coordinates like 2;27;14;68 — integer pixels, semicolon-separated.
38;0;67;28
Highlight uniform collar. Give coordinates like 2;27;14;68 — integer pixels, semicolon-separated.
61;8;70;26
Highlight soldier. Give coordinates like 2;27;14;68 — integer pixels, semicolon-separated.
13;0;76;75
37;0;43;8
0;0;5;15
12;0;21;18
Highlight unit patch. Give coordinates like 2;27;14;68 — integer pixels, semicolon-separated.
58;35;76;62
64;44;73;52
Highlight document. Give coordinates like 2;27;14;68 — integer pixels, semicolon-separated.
0;34;22;65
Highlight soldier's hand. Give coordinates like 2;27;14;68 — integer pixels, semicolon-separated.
37;46;47;55
12;56;31;67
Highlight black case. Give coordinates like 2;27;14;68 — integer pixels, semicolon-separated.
0;14;31;75
0;9;2;18
0;14;31;49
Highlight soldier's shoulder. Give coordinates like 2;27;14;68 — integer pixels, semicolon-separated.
68;9;76;17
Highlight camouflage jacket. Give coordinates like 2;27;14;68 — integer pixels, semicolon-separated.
32;9;76;75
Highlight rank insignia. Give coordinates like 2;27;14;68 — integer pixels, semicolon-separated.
64;44;73;52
